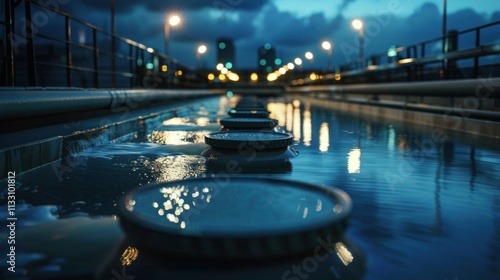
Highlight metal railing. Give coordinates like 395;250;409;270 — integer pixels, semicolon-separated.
1;0;208;88
291;20;500;86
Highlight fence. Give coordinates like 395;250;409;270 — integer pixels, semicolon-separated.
1;0;208;88
291;20;500;86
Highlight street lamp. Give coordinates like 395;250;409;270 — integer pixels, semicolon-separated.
442;0;447;53
197;44;207;68
164;14;181;56
351;19;364;61
305;51;314;70
321;40;333;71
294;57;303;73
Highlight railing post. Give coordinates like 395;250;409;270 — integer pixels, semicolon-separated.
93;29;98;88
129;44;134;88
24;0;37;86
111;0;116;88
65;16;71;87
474;28;480;78
4;0;15;86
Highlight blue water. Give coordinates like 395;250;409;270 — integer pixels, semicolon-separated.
1;96;499;279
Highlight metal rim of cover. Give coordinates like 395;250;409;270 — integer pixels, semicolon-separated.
228;109;270;118
118;177;352;260
219;117;278;128
204;130;292;150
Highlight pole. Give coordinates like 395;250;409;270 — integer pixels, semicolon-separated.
4;0;15;86
164;22;170;56
442;0;447;52
25;0;36;86
111;0;116;88
328;48;332;72
359;27;364;62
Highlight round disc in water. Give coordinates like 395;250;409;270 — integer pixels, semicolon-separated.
118;177;352;260
204;131;292;150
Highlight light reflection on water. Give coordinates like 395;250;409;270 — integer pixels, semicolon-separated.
1;96;499;279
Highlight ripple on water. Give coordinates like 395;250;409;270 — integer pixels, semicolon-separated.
3;143;208;217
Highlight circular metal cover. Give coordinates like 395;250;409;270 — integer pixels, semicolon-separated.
204;131;292;149
118;177;352;260
220;117;278;128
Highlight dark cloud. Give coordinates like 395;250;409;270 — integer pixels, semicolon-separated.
8;0;499;68
82;0;269;13
255;5;344;47
338;0;357;11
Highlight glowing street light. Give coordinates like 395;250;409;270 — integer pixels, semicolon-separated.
305;52;314;60
351;19;364;60
305;52;314;70
294;57;303;65
197;44;207;68
164;14;181;56
321;40;333;71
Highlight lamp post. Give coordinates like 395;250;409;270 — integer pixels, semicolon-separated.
111;0;116;88
197;44;207;69
294;57;303;74
305;51;314;70
321;40;333;71
442;0;447;53
164;15;181;56
351;19;364;61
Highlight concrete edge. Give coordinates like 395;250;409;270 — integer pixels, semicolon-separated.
0;97;206;179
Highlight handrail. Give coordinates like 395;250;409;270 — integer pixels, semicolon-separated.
291;19;500;86
0;0;206;88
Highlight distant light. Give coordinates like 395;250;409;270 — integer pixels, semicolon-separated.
305;52;314;60
207;73;215;81
161;65;168;72
264;43;271;50
169;15;181;26
225;62;233;69
293;100;300;108
197;45;207;54
218;73;227;81
267;73;278;82
398;58;414;64
334;73;341;81
266;66;273;73
137;58;143;66
218;42;226;49
175;70;183;76
274;58;282;65
310;72;318;80
259;59;267;66
321;41;331;50
146;62;154;69
250;72;258;82
227;72;239;81
287;62;295;70
226;91;234;97
294;58;303;65
387;45;398;57
216;63;224;71
352;19;363;30
221;67;228;74
279;67;286;75
147;47;154;53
